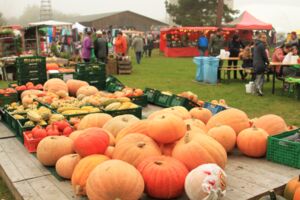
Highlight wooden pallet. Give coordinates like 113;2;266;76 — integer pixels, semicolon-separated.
118;62;132;74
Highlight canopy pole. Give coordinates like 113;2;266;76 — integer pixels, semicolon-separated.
35;26;40;55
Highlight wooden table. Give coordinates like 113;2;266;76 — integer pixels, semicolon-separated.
269;62;297;94
1;105;299;200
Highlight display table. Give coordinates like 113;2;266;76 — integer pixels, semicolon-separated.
164;47;201;57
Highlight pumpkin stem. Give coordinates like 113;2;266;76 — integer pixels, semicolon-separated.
186;124;191;131
122;117;129;122
252;125;258;130
154;161;163;165
137;142;146;148
184;132;190;143
75;185;84;196
298;175;300;182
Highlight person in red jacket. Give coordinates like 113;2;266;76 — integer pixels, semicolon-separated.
114;31;127;56
271;43;292;76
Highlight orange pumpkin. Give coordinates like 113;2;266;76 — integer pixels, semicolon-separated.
55;154;81;179
206;108;250;135
147;114;186;144
207;125;237;152
37;136;74;166
103;114;140;137
116;120;149;142
86;160;144;200
71;154;109;196
189;107;212;124
148;106;191;120
184;118;208;133
69;130;84;141
159;142;176;156
237;127;268;157
21;89;44;99
293;186;300;200
112;134;161;167
43;78;68;98
46;63;59;71
172;132;227;170
104;146;115;158
137;156;189;199
284;175;300;200
76;85;98;97
253;114;288;136
66;79;89;96
78;113;112;130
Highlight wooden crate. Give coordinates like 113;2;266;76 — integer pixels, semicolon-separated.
118;61;132;75
106;58;118;75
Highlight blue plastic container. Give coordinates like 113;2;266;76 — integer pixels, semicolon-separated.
193;56;205;81
203;57;220;84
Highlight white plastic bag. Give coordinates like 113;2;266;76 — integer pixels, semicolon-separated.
282;52;292;64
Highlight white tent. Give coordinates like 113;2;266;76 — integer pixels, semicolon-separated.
72;22;86;33
28;20;72;27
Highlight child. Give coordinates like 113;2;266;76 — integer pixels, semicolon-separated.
239;43;254;80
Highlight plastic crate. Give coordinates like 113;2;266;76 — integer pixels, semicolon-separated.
23;131;44;153
105;75;125;92
17;68;46;78
144;88;160;103
130;95;148;107
169;95;200;110
17;77;47;86
0;93;18;107
154;93;173;108
76;62;106;75
203;102;226;115
15;56;46;71
104;106;142;119
267;128;300;169
48;72;77;81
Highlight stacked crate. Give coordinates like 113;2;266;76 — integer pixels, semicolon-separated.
15;56;47;85
76;62;106;90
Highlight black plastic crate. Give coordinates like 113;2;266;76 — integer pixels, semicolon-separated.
169;95;200;110
154;93;173;108
130;95;148;107
104;106;142;119
144;88;160;103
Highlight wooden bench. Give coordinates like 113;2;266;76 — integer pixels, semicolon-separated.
219;67;253;79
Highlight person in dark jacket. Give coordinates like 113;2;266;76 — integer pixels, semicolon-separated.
94;30;108;63
253;33;269;96
228;34;244;79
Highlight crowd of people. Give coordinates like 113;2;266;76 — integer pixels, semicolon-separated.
197;28;300;96
77;28;156;64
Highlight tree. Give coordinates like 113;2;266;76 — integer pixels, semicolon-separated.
165;0;238;26
0;13;6;26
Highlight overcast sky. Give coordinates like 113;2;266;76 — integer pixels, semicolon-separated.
1;0;300;32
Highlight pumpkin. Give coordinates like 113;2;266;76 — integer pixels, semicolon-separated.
137;156;189;199
185;163;227;200
55;154;81;179
46;63;59;71
74;128;109;157
71;154;109;196
294;186;300;200
237;127;269;157
86;160;144;200
147;114;186;144
206;108;250;134
37;136;74;166
284;175;300;200
159;142;176;156
189;107;212;124
148;106;191;120
22;94;37;107
104;146;115;158
253;114;288;136
66;79;89;96
21;89;44;99
103;114;140;137
68;130;84;141
184;118;208;133
207;125;237;152
78;113;112;130
112;134;161;167
43;78;68;98
76;85;98;97
116;120;149;142
172;131;227;170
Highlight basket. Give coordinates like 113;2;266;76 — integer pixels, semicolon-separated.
104;106;142;119
203;102;226;115
130;95;148;107
23;131;44;153
266;128;300;169
144;88;160;103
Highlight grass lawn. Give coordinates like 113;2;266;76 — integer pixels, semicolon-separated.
0;177;14;200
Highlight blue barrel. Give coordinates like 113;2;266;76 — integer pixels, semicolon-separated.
203;57;220;84
193;56;206;82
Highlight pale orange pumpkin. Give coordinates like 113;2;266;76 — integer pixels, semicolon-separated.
284;175;300;200
66;79;89;96
147;114;186;144
116;120;149;142
207;125;237;152
103;114;140;137
22;94;37;107
293;186;300;200
112;134;161;167
189;107;212;124
206;108;250;135
104;146;115;158
237;127;268;157
252;114;288;136
148;106;191;120
71;154;109;196
69;130;84;141
78;113;113;130
172;131;227;170
55;154;81;179
76;85;98;97
43;78;69;98
86;160;144;200
37;136;74;166
21;89;44;99
184;118;208;133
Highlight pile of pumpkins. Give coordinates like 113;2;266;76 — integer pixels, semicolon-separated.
35;104;293;200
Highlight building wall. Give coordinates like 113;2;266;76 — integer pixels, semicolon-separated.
81;12;166;32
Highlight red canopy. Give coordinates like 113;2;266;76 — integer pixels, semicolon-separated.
226;11;273;30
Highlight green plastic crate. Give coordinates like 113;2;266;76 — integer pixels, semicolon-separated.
266;128;300;169
15;56;46;71
144;88;160;103
17;77;47;86
168;95;200;110
154;93;173;108
104;106;142;119
76;62;106;75
0;93;18;107
130;95;148;107
105;75;125;92
48;72;77;81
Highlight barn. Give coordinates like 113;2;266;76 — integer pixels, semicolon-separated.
70;10;168;31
